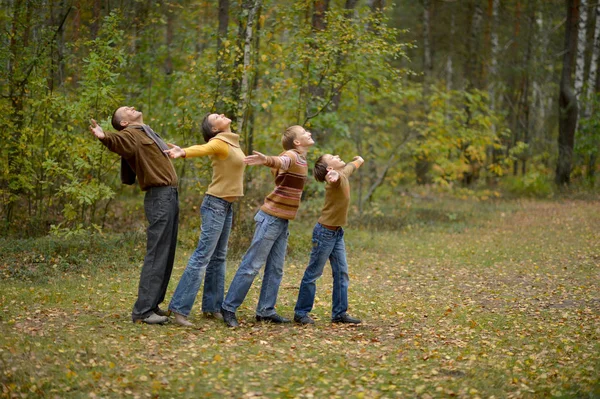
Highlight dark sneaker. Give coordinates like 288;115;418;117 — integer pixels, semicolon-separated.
134;312;169;325
332;313;361;324
255;313;291;324
221;307;239;328
154;307;171;317
294;314;315;325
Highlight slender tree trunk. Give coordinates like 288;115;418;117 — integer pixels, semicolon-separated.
306;0;330;124
331;0;358;111
520;0;536;175
584;2;600;183
488;0;499;110
235;0;261;136
164;1;174;75
446;11;455;91
556;0;580;186
90;0;101;39
466;0;483;90
575;0;588;100
416;0;433;185
214;0;230;112
585;2;600;112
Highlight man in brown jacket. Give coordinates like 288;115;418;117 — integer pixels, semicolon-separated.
89;106;179;324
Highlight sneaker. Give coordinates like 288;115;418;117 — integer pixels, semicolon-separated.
255;313;291;324
173;312;193;327
294;314;315;325
154;307;171;317
221;307;239;328
331;313;361;324
134;312;169;325
203;311;224;320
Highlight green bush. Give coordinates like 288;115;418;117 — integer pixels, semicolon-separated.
501;172;555;198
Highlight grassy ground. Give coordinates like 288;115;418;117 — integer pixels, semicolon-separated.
1;198;599;398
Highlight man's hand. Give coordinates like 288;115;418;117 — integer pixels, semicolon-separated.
353;155;364;165
164;145;186;159
89;119;105;139
244;150;268;165
325;169;340;183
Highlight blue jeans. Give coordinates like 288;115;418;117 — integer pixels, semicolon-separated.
169;195;233;317
222;210;289;317
294;223;349;319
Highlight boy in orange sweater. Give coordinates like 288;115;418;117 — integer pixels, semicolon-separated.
294;154;364;324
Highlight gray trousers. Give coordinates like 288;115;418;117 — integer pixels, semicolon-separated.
132;186;179;321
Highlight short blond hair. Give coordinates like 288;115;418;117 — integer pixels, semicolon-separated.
282;125;304;150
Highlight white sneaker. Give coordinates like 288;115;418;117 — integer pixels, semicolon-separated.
135;312;169;325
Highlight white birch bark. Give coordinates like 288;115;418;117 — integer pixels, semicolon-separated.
585;2;600;116
446;12;455;91
575;0;588;99
236;0;262;135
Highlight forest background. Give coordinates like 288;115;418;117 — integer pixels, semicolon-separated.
1;1;599;398
1;0;599;237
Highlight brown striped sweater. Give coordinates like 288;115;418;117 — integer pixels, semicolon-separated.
260;149;308;220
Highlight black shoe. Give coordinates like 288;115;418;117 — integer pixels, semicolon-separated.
154;307;171;317
294;314;315;325
332;313;361;324
221;307;239;328
255;313;291;324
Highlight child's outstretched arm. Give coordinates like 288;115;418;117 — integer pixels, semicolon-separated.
341;155;364;177
244;150;291;170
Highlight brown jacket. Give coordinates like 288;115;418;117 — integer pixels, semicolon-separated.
100;126;178;191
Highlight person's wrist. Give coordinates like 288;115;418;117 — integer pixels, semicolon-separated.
182;149;186;158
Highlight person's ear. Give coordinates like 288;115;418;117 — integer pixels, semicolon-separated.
326;166;333;171
120;120;129;127
212;126;219;133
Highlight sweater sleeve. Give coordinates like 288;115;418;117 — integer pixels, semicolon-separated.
183;139;229;159
263;155;292;170
99;130;138;157
341;160;363;178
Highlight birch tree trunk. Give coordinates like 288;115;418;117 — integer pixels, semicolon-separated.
235;0;261;136
556;0;580;186
584;2;600;182
446;11;455;91
574;0;588;100
585;1;600;115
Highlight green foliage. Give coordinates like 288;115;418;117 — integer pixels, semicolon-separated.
410;86;507;186
501;171;555;198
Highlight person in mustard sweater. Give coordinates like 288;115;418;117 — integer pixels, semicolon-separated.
220;125;314;327
164;113;246;327
89;107;179;325
294;154;364;325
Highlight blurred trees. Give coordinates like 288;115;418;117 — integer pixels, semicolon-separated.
0;0;598;235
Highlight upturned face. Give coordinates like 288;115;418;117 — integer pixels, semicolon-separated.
207;113;231;133
294;128;315;147
323;154;345;170
117;106;143;126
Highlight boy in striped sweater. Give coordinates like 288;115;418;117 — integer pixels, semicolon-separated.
221;125;314;327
